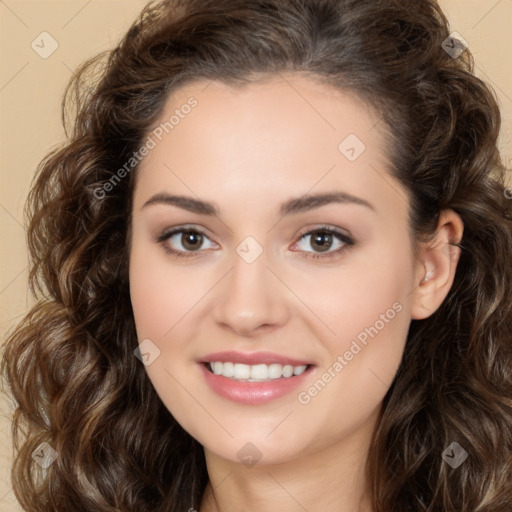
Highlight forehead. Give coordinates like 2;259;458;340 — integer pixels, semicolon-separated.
132;73;400;217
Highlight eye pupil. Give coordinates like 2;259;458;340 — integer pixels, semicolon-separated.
182;231;202;250
311;231;332;252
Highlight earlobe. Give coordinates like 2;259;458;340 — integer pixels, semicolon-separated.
411;210;464;320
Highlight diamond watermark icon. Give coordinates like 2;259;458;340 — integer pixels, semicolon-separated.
237;442;262;467
338;134;366;162
441;441;468;469
31;32;59;59
441;32;468;59
236;236;263;264
31;442;58;469
134;338;161;366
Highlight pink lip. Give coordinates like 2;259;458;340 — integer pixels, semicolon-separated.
199;362;315;405
199;350;313;366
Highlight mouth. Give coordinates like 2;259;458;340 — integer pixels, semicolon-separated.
203;361;313;382
198;353;316;404
198;350;316;404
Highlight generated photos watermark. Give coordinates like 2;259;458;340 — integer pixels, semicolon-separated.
297;301;403;405
93;97;198;200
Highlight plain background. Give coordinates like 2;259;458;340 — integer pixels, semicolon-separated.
0;1;511;510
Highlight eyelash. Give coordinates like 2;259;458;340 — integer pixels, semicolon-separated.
154;224;355;261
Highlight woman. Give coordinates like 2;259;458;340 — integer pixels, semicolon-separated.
2;0;511;510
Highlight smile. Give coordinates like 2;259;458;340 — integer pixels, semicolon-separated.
207;361;309;381
200;361;315;405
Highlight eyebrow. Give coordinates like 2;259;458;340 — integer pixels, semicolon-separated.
141;191;375;216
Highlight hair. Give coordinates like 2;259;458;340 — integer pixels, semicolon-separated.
2;0;511;510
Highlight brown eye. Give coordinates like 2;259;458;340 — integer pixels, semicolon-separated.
155;226;218;258
291;226;355;260
309;231;334;252
181;230;204;251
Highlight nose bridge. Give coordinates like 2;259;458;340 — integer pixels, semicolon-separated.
212;239;289;335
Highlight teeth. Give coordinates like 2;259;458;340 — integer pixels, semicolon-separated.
282;365;294;378
234;363;250;379
250;364;268;380
268;363;282;379
222;362;234;378
208;362;308;381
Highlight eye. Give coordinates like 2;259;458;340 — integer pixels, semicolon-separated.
290;226;355;260
154;224;355;260
155;226;218;258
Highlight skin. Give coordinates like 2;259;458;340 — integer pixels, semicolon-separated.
128;73;463;512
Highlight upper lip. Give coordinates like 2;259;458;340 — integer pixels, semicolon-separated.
199;351;314;367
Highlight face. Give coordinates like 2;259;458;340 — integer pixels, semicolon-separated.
129;73;421;466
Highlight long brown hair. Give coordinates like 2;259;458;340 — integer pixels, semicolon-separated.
2;0;511;510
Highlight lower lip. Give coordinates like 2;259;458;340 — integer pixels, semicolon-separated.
199;363;314;405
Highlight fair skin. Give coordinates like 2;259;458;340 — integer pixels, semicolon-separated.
128;73;463;512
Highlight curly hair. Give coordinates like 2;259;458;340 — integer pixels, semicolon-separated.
2;0;511;510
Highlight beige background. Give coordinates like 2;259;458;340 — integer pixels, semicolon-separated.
0;1;511;510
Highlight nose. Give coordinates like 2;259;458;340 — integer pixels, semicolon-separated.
212;249;290;338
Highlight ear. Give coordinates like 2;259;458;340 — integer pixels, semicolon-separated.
411;209;464;320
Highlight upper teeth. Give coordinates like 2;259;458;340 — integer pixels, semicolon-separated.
209;362;308;381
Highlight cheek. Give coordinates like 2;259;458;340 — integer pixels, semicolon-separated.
129;241;207;339
292;239;413;352
128;242;208;432
291;259;412;447
289;237;414;420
